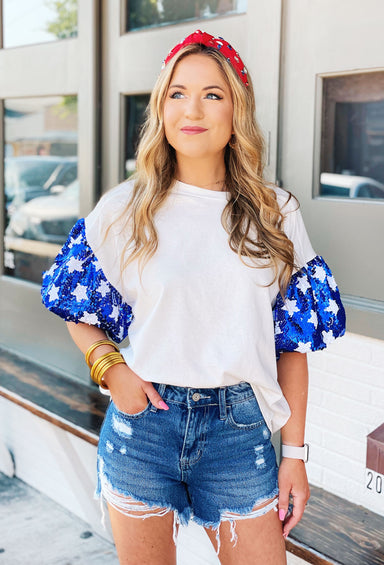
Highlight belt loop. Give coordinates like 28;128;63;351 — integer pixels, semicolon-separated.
218;387;227;421
150;383;167;412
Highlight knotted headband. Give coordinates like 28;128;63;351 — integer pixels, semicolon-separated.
162;30;249;87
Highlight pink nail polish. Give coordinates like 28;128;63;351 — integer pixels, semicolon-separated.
279;509;286;521
158;400;169;410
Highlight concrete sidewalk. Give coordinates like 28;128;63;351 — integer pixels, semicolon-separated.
0;473;307;564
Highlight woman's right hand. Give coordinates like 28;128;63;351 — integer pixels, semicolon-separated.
102;362;169;414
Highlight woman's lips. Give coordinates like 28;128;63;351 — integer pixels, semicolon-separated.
181;126;208;135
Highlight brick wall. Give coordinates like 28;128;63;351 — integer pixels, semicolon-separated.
305;331;384;516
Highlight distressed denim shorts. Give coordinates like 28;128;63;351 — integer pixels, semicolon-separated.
95;382;279;542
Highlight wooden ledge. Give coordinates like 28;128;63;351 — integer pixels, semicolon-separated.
1;346;384;565
0;347;108;446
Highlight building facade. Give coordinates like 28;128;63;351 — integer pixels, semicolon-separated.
0;0;383;553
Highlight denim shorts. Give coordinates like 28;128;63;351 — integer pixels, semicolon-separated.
95;382;279;538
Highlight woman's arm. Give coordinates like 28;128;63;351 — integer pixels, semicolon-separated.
66;321;168;413
276;351;310;537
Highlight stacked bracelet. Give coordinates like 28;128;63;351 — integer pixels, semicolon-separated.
90;351;126;389
85;339;119;368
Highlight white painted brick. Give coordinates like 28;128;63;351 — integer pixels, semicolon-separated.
310;445;362;482
305;461;324;486
322;430;365;464
322;390;383;427
305;422;323;445
307;385;324;407
307;350;327;371
308;406;370;438
324;332;372;364
322;468;366;503
370;386;384;408
370;339;384;369
310;369;371;404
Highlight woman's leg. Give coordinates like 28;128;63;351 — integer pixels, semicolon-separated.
107;501;177;565
204;498;287;565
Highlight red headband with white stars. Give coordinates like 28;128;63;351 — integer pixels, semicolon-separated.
162;30;249;87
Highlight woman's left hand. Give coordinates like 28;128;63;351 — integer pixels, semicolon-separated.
277;457;310;538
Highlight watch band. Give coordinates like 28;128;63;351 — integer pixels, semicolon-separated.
281;443;309;463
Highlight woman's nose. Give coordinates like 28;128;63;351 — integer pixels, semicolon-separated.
185;96;204;120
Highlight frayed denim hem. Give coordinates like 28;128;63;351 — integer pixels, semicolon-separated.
192;487;279;555
94;457;190;545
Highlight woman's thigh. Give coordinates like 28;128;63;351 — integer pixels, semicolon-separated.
204;498;287;565
107;502;177;565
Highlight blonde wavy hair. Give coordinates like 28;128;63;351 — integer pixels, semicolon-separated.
117;43;297;295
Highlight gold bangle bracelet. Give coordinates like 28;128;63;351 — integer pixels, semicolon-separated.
92;354;123;385
90;352;125;387
94;356;126;389
85;339;119;368
90;352;122;382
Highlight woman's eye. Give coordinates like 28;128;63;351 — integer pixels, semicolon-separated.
206;92;223;100
170;91;184;99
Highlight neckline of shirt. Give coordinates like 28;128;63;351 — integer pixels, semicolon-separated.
172;180;230;200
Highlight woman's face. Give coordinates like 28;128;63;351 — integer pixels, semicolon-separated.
163;54;234;163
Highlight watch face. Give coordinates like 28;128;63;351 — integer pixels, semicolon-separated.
304;443;309;463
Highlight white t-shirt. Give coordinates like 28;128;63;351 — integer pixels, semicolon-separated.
85;179;315;433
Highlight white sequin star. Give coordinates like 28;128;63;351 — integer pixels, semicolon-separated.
109;305;120;321
322;329;335;345
72;284;88;302
307;309;318;328
97;280;110;297
274;322;282;335
296;341;312;353
282;298;300;317
67;256;84;273
48;285;59;302
79;312;99;325
313;265;327;282
45;264;57;279
327;275;337;291
68;233;82;248
296;276;311;294
325;299;339;316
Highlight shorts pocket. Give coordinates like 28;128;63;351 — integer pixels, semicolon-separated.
227;395;265;430
111;399;151;419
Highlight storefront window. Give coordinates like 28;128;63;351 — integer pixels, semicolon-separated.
124;94;150;178
3;96;78;284
319;72;384;200
126;0;247;32
2;0;78;49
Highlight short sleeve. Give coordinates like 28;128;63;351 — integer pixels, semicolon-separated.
41;218;133;343
273;255;346;358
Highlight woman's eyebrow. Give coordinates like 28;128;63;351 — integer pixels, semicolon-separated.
168;84;225;92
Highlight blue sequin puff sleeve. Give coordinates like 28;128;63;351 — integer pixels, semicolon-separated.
41;218;133;343
274;255;346;358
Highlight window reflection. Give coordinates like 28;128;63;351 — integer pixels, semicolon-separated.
124;94;150;178
3;96;78;284
3;0;78;49
320;72;384;200
126;0;247;32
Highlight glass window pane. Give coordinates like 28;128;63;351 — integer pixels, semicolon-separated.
124;94;150;178
3;0;78;49
126;0;247;32
319;72;384;201
3;96;78;284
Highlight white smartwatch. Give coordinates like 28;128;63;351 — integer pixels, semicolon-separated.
281;443;309;463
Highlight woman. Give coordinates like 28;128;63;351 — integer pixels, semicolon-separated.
41;30;345;565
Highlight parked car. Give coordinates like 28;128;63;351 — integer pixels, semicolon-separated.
5;179;79;245
5;155;78;223
320;172;384;199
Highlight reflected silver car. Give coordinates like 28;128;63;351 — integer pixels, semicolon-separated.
320;173;384;199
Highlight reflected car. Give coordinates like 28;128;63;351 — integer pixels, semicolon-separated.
4;180;79;284
320;173;384;199
5;179;79;245
5;155;78;222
